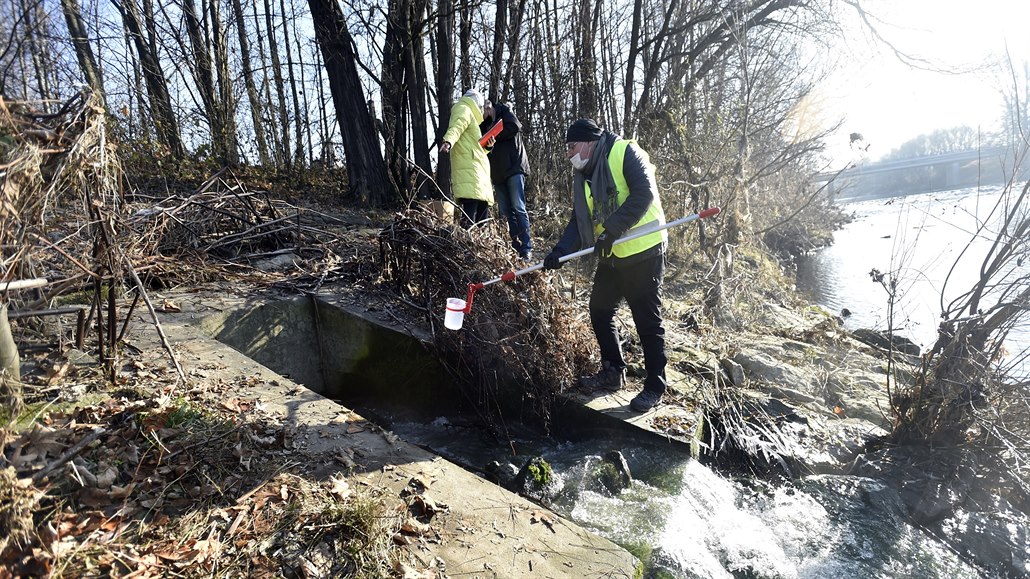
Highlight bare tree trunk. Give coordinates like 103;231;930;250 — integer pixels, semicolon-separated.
293;20;313;165
112;0;185;158
61;0;107;109
210;0;240;165
542;0;566;119
408;0;432;199
434;0;455;201
499;0;528;103
622;0;642;133
308;0;397;206
726;30;753;245
573;0;599;119
383;0;411;193
487;0;508;99
634;0;679;130
279;0;305;168
314;47;335;166
229;0;269;165
183;0;232;163
263;0;292;169
458;0;471;89
251;0;282;164
21;0;54;104
0;303;22;419
122;15;145;140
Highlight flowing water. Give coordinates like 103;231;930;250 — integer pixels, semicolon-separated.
795;184;1029;364
384;416;983;578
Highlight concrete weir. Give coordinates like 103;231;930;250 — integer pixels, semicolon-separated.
152;292;641;577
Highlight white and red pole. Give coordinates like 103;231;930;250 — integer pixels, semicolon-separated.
448;207;721;328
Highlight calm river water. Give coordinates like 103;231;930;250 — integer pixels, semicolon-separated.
795;184;1029;363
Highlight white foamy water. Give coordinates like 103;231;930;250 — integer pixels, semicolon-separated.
564;459;981;578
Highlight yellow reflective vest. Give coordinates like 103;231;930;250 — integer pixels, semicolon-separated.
584;139;666;258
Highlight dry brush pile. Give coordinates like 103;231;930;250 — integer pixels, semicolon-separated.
377;207;596;435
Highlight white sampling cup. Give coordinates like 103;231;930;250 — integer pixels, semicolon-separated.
444;297;467;330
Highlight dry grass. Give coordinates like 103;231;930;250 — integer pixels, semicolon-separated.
0;367;417;578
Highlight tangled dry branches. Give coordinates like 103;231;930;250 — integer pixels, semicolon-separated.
377;208;595;434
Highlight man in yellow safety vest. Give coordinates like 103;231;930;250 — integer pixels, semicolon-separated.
543;118;668;412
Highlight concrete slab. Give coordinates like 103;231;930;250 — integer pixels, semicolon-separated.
128;290;641;578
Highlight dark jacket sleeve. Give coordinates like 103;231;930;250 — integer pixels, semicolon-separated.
601;143;657;238
551;213;582;256
481;103;530;182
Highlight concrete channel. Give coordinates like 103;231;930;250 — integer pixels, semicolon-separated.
149;291;645;577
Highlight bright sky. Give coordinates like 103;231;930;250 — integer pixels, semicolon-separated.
819;0;1030;166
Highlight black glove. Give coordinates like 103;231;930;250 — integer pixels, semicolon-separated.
593;232;616;257
543;250;563;270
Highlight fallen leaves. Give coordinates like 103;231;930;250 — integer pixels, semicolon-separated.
44;361;70;385
328;474;351;501
530;509;556;533
0;382;322;576
157;299;180;313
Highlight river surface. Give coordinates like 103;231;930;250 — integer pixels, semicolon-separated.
795;184;1029;366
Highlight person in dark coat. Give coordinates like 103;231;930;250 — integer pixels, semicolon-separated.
542;119;669;413
481;100;533;259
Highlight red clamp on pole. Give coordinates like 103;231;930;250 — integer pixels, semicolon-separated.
464;282;483;314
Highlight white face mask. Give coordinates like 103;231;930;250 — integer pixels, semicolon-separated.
569;152;589;171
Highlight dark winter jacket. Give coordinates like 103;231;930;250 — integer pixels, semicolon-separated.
552;138;665;267
480;102;530;184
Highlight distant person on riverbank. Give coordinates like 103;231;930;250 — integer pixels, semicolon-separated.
542;118;669;412
440;90;493;228
480;99;533;260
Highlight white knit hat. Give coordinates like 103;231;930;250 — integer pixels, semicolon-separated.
463;89;483;111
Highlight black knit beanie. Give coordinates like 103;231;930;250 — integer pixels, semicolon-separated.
566;118;603;142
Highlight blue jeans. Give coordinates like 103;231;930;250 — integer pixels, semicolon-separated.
493;173;533;256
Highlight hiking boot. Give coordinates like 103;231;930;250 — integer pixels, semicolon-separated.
520;250;533;261
579;363;626;391
630;389;663;412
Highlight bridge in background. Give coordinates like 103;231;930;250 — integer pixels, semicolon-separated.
814;146;1015;198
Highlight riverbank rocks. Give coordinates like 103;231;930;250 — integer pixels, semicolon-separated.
594;450;633;494
852;446;1030;578
852;328;921;356
515;456;556;497
716;302;896;472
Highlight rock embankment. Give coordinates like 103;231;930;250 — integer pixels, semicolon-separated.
673;301;1029;577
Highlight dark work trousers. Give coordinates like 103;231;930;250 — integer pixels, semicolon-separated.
588;252;668;395
459;198;490;229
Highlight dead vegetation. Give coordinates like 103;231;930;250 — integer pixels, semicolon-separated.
376;209;596;434
0;94;500;578
0;369;444;577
